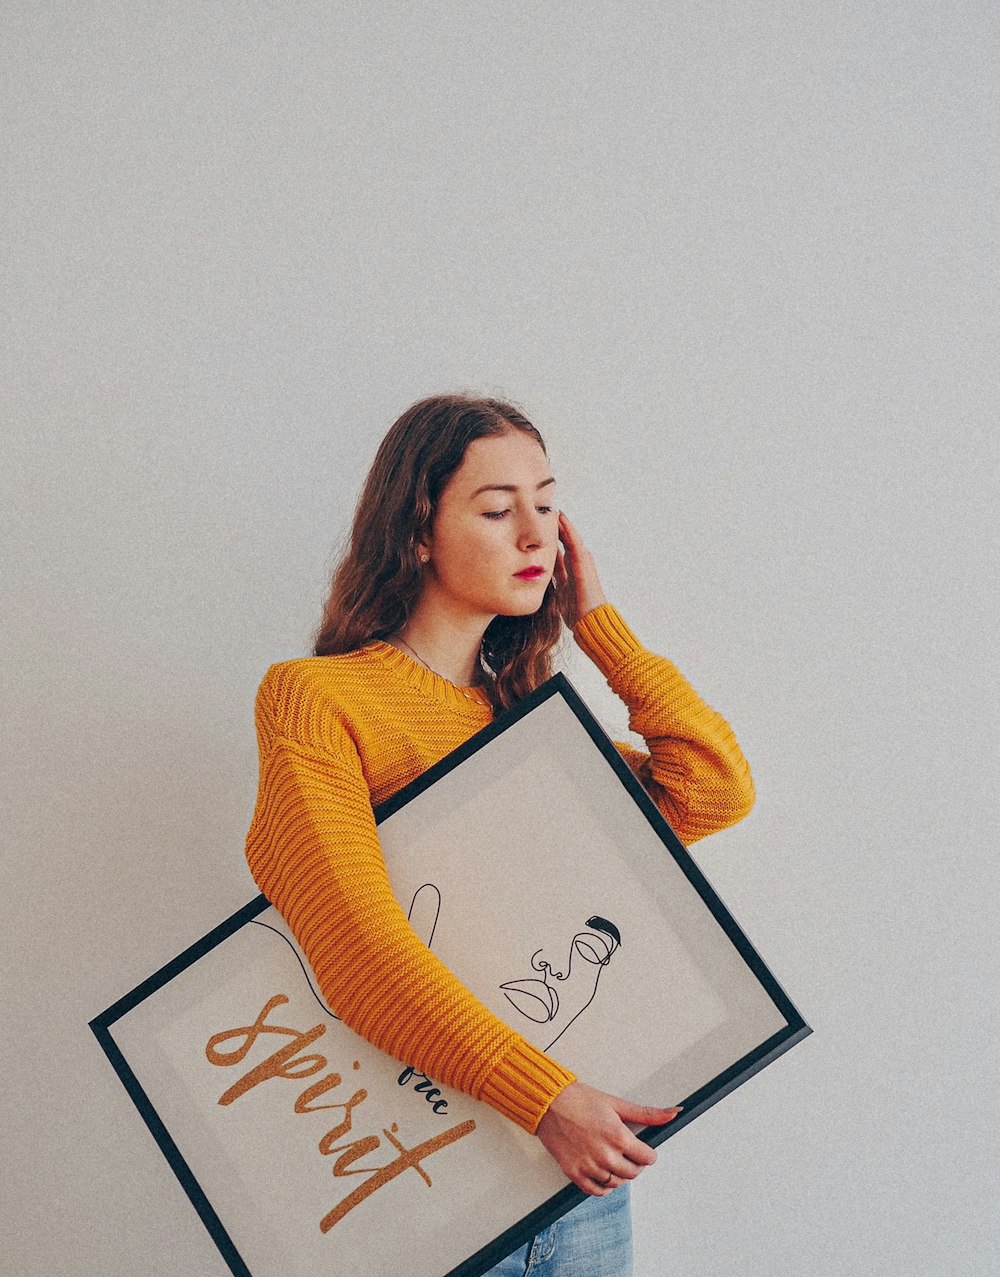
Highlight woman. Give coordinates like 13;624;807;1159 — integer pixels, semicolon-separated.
245;393;754;1275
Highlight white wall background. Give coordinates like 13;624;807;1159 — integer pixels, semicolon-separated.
3;3;997;1274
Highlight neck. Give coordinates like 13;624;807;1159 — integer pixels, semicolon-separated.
391;604;492;687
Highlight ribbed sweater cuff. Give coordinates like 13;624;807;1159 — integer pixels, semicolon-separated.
477;1039;577;1133
573;603;645;672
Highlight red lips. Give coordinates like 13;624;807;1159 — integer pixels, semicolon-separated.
515;567;546;580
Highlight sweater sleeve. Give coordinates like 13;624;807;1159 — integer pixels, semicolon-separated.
245;668;576;1133
572;604;755;844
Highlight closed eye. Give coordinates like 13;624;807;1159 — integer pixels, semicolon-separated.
482;505;556;520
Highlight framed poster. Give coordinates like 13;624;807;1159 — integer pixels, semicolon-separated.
91;674;810;1277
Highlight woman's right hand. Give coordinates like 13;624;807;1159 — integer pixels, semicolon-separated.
535;1080;682;1195
554;512;607;632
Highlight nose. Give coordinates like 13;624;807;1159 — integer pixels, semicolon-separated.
531;946;564;980
517;508;548;551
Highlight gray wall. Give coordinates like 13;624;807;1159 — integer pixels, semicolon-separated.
4;4;997;1274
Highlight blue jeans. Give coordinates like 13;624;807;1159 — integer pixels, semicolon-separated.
484;1185;632;1276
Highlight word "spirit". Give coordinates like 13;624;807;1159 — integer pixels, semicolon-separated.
205;994;476;1232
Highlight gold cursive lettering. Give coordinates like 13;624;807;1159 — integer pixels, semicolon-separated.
324;1133;384;1177
206;996;328;1106
205;997;477;1234
316;1089;369;1150
319;1119;477;1232
294;1073;343;1113
207;994;304;1065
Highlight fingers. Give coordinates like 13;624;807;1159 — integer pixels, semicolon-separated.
576;1138;653;1191
580;1147;649;1196
536;1083;681;1196
592;1151;649;1186
555;511;606;621
614;1099;684;1129
587;1169;618;1195
557;511;585;562
557;510;582;553
552;546;577;629
553;545;568;585
579;1167;626;1196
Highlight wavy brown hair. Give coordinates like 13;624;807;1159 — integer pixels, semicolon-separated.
314;394;563;710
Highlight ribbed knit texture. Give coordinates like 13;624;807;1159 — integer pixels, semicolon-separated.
245;603;754;1132
572;605;756;843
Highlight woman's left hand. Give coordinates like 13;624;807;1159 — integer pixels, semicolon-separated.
554;512;607;630
535;1080;681;1194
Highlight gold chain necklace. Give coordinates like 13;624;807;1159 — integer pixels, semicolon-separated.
394;635;486;704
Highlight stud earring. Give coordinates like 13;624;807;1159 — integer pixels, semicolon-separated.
419;553;429;563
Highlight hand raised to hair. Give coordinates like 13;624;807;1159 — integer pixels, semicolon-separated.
535;1080;682;1195
554;512;608;631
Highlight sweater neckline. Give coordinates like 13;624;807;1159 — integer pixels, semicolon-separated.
364;640;494;715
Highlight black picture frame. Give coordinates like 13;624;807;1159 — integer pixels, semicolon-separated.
91;673;810;1277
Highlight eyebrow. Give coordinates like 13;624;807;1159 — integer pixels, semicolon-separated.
469;476;557;499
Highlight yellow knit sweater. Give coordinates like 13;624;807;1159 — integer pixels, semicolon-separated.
245;604;754;1133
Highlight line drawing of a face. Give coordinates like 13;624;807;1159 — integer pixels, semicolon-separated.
499;915;622;1051
254;890;618;1057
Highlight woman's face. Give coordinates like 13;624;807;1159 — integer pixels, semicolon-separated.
417;430;559;626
